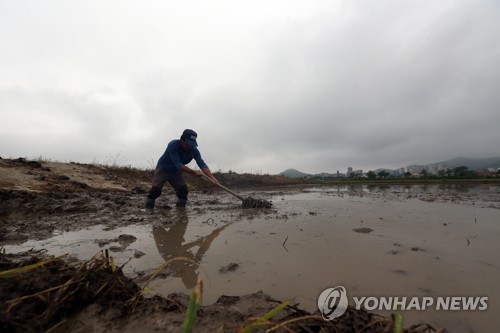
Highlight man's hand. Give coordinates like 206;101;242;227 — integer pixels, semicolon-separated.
209;176;219;185
199;167;218;185
200;172;218;185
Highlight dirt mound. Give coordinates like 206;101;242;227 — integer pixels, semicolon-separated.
0;158;305;195
0;158;151;193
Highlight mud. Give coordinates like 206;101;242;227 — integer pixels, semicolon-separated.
2;158;500;332
1;250;442;333
241;196;273;209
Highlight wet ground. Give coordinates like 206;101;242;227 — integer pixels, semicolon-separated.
2;183;500;332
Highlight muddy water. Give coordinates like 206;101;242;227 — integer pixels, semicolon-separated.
4;184;500;332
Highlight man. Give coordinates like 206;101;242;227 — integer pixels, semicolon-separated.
152;210;231;288
146;129;218;209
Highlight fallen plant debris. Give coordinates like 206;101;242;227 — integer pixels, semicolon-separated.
353;227;374;234
219;262;240;274
0;250;447;333
0;249;140;332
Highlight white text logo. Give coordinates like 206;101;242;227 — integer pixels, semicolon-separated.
353;296;488;311
318;287;488;321
317;286;349;320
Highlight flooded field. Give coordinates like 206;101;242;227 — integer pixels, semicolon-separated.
3;184;500;332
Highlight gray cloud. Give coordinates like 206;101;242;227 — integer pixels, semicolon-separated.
1;0;499;174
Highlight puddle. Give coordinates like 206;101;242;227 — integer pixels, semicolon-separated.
3;186;500;333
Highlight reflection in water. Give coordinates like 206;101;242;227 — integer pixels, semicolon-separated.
438;184;471;193
310;183;500;194
367;184;390;192
152;211;229;289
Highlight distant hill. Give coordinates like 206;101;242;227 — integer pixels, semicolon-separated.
279;168;312;178
438;157;500;171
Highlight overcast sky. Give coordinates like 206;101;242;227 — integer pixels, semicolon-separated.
1;0;499;174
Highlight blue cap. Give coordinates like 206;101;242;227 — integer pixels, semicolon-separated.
182;129;198;147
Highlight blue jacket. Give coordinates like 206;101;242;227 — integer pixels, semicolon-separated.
156;140;208;173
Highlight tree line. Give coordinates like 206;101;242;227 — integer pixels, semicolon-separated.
364;166;498;179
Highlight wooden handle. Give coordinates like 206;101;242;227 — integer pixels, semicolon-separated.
200;173;244;201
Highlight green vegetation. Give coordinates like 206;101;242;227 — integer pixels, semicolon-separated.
182;280;203;333
241;300;291;333
308;165;500;185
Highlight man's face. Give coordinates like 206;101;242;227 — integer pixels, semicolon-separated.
180;139;192;151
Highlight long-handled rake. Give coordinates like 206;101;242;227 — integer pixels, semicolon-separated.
200;174;273;209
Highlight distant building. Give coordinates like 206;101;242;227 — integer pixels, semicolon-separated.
391;168;406;177
335;172;346;178
477;169;499;177
353;169;363;177
405;164;443;176
424;163;445;176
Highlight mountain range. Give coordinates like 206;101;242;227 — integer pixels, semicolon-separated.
279;157;500;178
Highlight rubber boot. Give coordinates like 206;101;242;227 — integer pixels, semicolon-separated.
176;198;187;208
145;198;155;209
